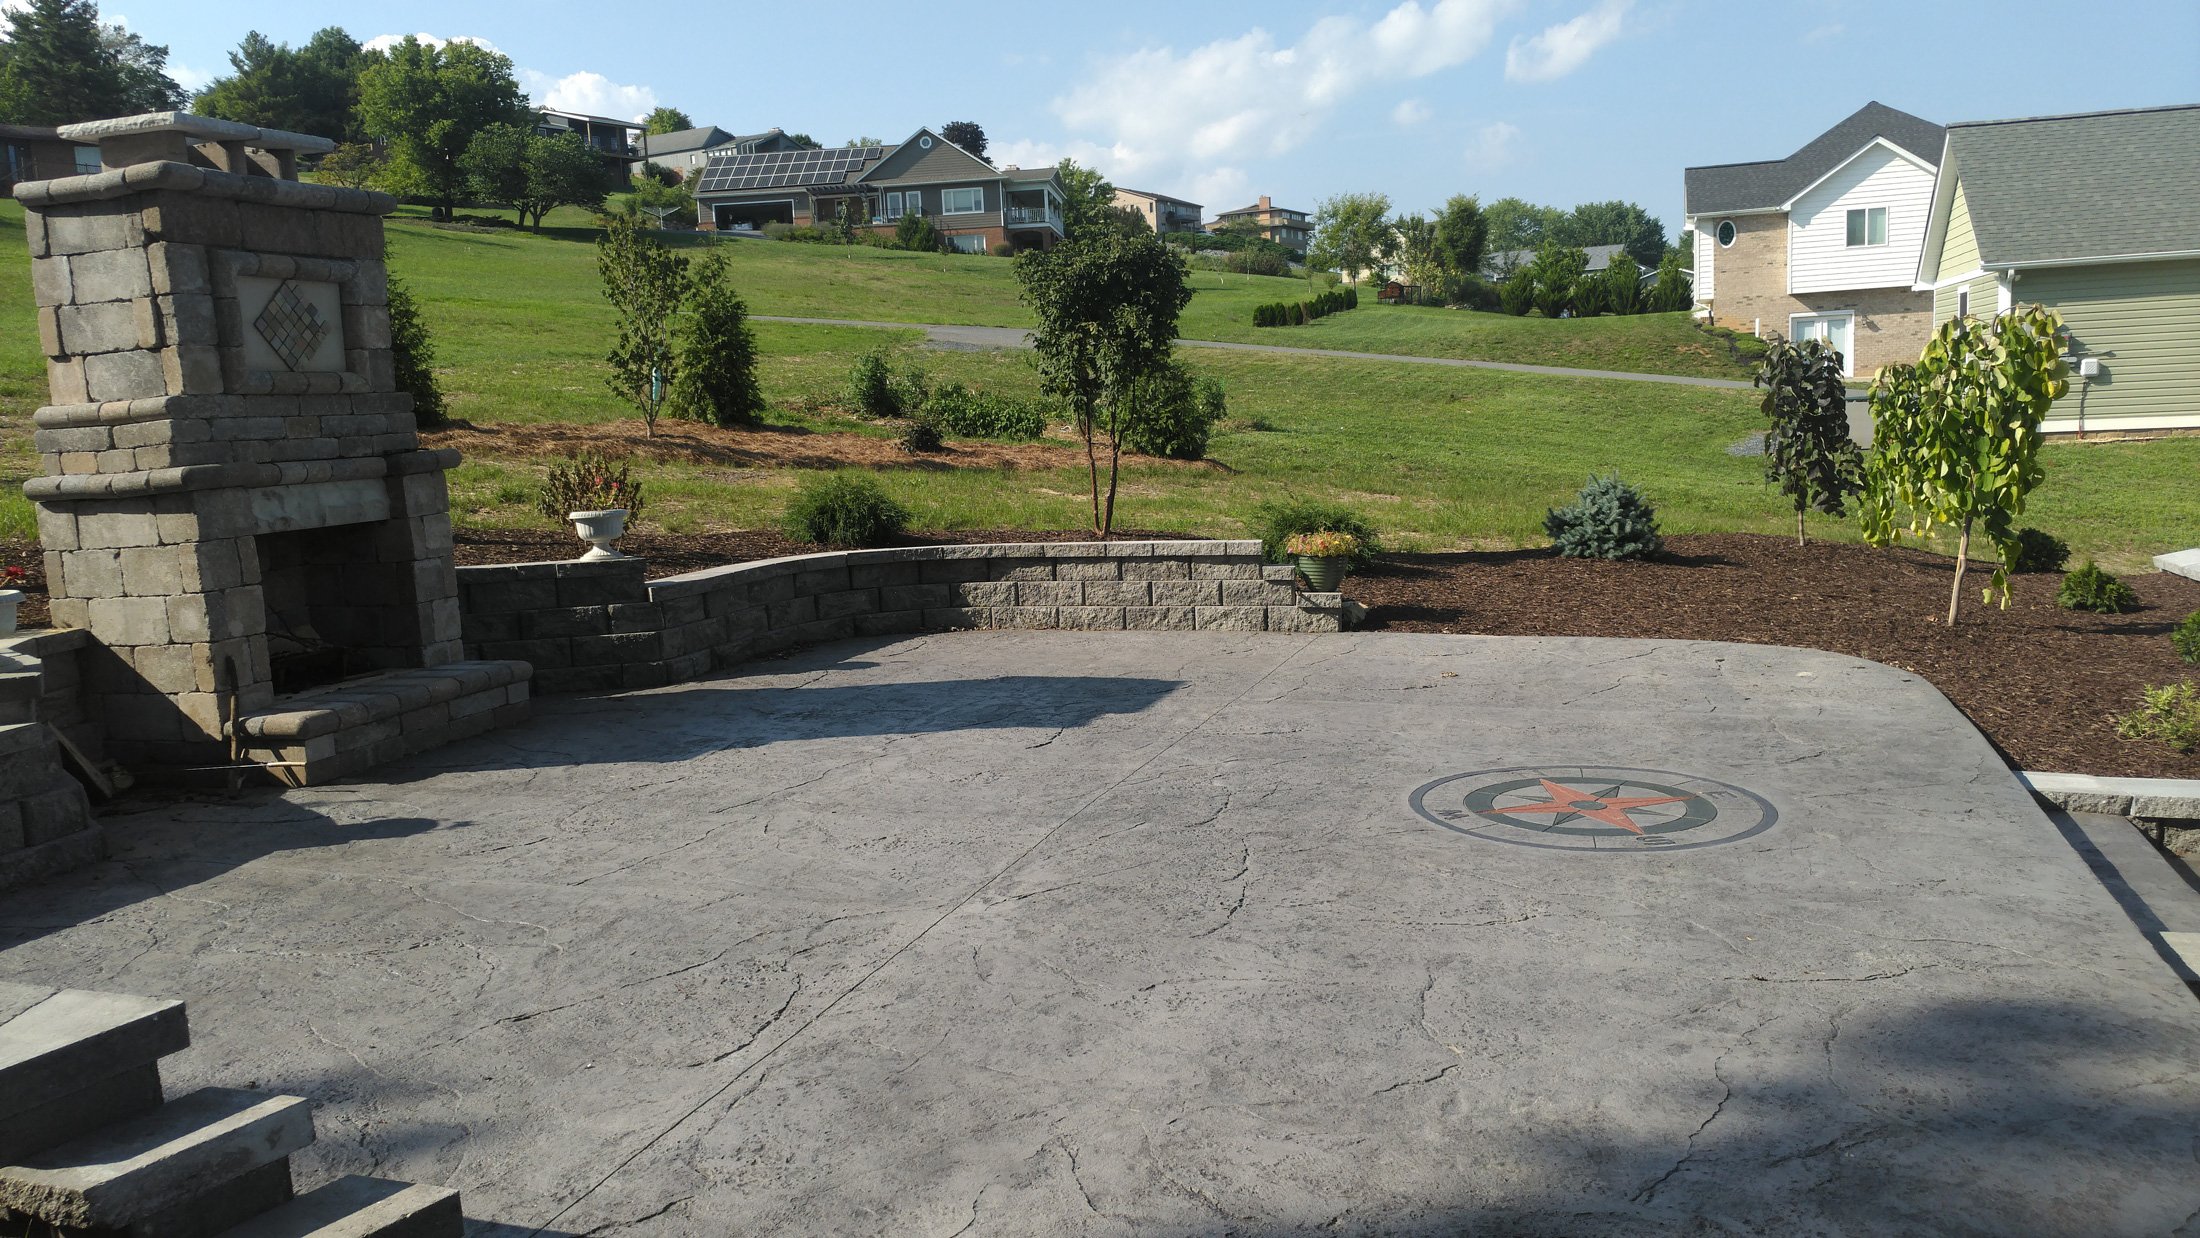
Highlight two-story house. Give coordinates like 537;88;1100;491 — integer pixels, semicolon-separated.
690;127;1065;254
1684;102;1945;376
1213;195;1311;252
534;108;645;178
1112;188;1203;235
640;126;806;179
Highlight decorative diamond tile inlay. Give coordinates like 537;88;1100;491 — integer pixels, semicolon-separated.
252;280;330;371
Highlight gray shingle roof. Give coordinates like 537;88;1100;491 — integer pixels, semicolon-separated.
640;126;732;159
1951;105;2200;266
1685;102;1944;215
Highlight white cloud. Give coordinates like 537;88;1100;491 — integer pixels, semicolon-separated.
1392;99;1432;126
1026;0;1513;206
362;32;502;55
1504;0;1628;83
1463;120;1519;168
520;69;657;122
167;60;213;92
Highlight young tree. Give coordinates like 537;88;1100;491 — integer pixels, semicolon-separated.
1861;305;2069;625
1432;194;1490;283
1016;229;1193;536
315;141;384;188
939;120;987;159
1754;338;1861;546
893;210;944;252
643;106;692;135
1527;244;1587;318
1599;253;1644;315
193;27;372;142
1388;213;1440;289
596;215;692;436
1055;158;1118;241
1309;192;1392;283
356;35;529;219
670;249;764;427
1498;268;1535;316
628;172;697;227
0;0;183;124
1647;254;1694;312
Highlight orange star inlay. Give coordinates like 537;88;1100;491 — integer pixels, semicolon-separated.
1497;779;1693;834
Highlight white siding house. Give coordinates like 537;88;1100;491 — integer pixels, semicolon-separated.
1786;141;1938;295
1692;227;1714;301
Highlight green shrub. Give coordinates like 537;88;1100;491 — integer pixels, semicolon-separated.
2057;560;2138;613
1119;363;1223;460
1225;248;1290;276
897;415;942;454
669;251;763;426
387;278;446;429
847;349;928;419
782;473;910;547
1498;268;1535;316
1345;287;1359;309
922;382;1048;439
1545;474;1661;560
1251;498;1380;568
2115;681;2199;753
892;211;944;252
536;449;646;526
2008;527;2070;574
2174;611;2200;664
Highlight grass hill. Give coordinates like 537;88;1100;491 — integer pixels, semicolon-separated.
2;202;2193;568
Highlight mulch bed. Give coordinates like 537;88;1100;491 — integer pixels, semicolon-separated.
1347;533;2200;781
5;529;2195;781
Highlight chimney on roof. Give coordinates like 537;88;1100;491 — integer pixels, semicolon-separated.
1258;194;1271;210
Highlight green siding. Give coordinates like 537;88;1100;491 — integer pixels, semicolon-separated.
1935;273;2000;324
1939;180;1981;275
2025;258;2200;426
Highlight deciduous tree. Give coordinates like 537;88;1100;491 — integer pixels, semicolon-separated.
1055;158;1119;241
1483;196;1563;257
1432;193;1490;283
1308;192;1392;283
643;106;691;135
193;27;371;142
596;215;692;436
1016;229;1193;535
357;35;528;219
1861;305;2069;624
940;120;987;159
1555;199;1668;269
1755;338;1861;545
462;124;607;229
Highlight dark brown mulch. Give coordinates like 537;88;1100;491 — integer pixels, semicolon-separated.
1;538;47;630
451;525;1196;578
1345;533;2200;781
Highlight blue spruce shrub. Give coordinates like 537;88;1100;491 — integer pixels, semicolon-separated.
1544;474;1663;560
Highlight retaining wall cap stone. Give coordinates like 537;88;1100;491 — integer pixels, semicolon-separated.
15;161;385;213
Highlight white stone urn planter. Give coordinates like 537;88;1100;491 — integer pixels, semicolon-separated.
0;588;20;634
570;509;631;561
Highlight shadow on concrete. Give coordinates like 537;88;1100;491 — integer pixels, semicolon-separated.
0;804;456;948
396;673;1186;778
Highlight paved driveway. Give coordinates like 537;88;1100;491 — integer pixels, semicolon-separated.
1;633;2190;1235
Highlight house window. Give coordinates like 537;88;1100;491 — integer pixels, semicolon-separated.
1846;206;1888;247
1957;288;1970;318
72;145;101;176
941;187;984;215
884;191;920;220
1715;220;1736;247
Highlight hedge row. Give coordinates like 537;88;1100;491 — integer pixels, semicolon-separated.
1253;287;1357;327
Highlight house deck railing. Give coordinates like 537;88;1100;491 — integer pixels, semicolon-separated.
1005;203;1063;230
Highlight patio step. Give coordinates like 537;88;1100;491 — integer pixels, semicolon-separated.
0;1086;313;1229
216;1175;463;1238
0;983;185;1161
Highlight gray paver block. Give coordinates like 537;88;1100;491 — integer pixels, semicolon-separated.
216;1175;461;1238
0;987;187;1120
0;1087;313;1227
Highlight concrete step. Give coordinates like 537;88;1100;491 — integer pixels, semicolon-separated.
0;671;37;725
217;1175;463;1238
0;985;186;1140
0;1086;314;1229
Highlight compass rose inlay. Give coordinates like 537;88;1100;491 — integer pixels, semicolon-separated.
1409;766;1778;852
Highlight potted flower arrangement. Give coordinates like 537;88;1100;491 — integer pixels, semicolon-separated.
535;450;647;561
1283;530;1361;593
0;565;23;633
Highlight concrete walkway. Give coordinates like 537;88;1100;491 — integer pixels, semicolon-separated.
2;632;2190;1234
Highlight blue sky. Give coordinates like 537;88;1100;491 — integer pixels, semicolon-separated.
117;0;2200;237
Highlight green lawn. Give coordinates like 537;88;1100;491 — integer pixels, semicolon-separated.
2;200;2194;570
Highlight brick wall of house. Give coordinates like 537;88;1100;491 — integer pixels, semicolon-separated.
1704;212;1934;375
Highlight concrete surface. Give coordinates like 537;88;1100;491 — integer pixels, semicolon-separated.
2052;809;2200;989
2153;547;2200;581
2024;770;2200;821
0;632;2194;1236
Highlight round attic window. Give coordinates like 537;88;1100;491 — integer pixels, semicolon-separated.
1716;220;1737;247
918;136;933;149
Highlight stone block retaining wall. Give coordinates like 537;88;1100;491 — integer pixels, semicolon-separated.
0;639;100;891
457;541;1348;694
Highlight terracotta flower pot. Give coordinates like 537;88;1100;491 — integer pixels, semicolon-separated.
570;509;630;561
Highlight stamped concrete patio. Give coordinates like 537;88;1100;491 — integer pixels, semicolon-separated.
1;632;2194;1235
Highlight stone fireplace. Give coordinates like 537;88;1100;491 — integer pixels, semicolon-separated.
16;111;529;783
